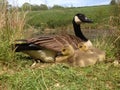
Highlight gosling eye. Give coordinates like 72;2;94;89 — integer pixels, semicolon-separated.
79;45;83;48
62;49;66;52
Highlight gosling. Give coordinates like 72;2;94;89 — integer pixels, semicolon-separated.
55;44;99;67
78;42;106;62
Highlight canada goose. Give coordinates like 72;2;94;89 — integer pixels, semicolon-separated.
56;44;99;67
78;42;106;62
13;13;93;63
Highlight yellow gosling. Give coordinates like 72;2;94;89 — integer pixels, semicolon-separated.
56;44;99;67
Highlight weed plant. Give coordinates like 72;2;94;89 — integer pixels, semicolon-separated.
0;2;27;62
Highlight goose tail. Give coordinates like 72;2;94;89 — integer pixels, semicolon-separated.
12;39;41;52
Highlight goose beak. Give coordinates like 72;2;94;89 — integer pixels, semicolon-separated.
84;17;93;23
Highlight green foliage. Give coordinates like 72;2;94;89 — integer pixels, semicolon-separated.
21;3;48;11
21;2;31;11
52;5;64;9
27;10;71;28
39;4;48;10
109;5;120;28
0;3;27;62
0;39;14;62
93;36;118;60
27;5;113;28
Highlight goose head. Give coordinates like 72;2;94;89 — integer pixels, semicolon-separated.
73;13;93;24
72;13;93;46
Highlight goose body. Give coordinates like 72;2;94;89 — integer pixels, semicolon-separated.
14;35;83;62
23;49;56;63
13;13;93;63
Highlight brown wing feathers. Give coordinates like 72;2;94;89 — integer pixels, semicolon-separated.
15;34;83;52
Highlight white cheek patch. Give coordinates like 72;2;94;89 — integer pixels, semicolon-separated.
74;16;81;24
84;40;93;48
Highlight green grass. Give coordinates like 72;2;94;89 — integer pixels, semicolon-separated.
28;6;112;28
27;5;113;29
0;63;120;90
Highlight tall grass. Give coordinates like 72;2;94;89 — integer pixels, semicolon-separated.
93;4;120;61
110;4;120;60
0;2;27;62
93;35;118;60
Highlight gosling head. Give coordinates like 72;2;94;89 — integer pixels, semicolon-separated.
61;45;75;56
73;13;93;24
78;42;88;51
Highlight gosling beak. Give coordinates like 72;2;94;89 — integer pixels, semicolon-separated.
57;52;63;56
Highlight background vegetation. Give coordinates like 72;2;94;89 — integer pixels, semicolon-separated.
0;0;120;90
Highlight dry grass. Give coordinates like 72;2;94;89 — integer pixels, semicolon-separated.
0;2;28;61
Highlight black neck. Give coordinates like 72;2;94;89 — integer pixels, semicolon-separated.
72;20;88;41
